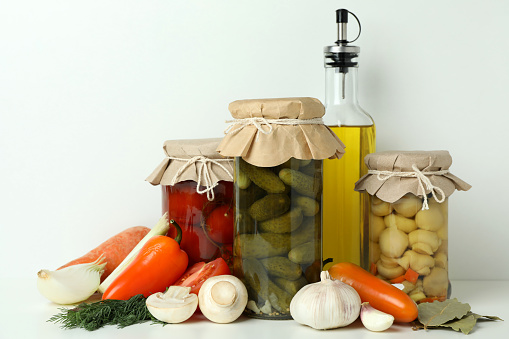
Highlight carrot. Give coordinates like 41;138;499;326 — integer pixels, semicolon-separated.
58;226;150;282
329;262;418;323
390;275;406;284
369;262;377;276
404;268;420;284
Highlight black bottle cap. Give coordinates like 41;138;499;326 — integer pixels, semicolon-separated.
336;9;349;24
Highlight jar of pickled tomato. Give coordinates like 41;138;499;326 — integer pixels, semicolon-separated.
147;138;234;268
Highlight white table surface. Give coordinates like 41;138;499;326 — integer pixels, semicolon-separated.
1;278;507;339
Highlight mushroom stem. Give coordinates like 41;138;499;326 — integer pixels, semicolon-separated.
211;281;237;307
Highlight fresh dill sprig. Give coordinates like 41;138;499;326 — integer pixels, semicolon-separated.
48;294;162;331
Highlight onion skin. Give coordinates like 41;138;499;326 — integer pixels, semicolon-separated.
328;262;418;323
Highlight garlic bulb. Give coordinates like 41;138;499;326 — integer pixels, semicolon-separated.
146;286;198;324
290;271;361;330
37;256;106;304
360;302;394;332
198;275;248;323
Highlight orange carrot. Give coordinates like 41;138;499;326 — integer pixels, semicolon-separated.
390;275;406;284
404;268;420;284
58;226;150;282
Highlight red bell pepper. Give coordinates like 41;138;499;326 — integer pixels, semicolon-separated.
102;220;188;300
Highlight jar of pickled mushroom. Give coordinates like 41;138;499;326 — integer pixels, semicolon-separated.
146;138;234;268
217;97;346;319
354;151;471;303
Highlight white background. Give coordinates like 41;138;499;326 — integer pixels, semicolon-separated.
1;0;508;281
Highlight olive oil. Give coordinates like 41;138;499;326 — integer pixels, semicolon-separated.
322;125;375;270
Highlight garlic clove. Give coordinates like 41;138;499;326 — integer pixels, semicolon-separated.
198;275;248;324
37;256;106;304
360;302;394;332
146;286;198;324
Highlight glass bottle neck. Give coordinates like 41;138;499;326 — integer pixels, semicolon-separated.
324;66;373;127
325;67;359;107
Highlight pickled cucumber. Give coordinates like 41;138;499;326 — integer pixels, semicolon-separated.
242;258;269;293
237;168;251;189
236;209;256;234
237;182;266;210
273;276;307;295
288;241;316;265
279;168;321;198
236;233;291;258
267;280;293;313
240;159;286;193
258;207;303;233
294;196;320;216
260;256;302;280
291;217;320;247
248;194;291;221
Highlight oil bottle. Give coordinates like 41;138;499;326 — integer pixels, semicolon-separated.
322;9;375;270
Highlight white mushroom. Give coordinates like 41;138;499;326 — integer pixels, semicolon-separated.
146;286;198;324
198;275;248;323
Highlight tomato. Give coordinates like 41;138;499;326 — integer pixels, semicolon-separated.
176;221;219;265
165;181;211;225
174;258;231;295
329;262;418;323
205;204;234;244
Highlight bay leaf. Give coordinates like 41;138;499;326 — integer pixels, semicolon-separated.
417;298;471;328
468;312;503;322
439;315;476;334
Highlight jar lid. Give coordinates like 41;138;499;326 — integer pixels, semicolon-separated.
146;138;233;188
217;97;345;167
354;150;471;203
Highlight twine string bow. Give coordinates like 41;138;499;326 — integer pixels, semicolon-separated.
368;164;449;210
169;156;233;201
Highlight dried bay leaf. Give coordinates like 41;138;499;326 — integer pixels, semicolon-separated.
468;312;503;322
415;300;503;335
439;315;476;334
417;298;471;328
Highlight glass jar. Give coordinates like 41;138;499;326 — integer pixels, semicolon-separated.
355;150;471;304
146;138;235;269
233;157;322;319
162;180;234;267
369;193;449;303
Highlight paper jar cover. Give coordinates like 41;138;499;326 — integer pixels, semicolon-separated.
216;97;346;167
146;138;233;186
354;150;471;203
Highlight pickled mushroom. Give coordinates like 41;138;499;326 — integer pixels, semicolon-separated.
408;230;440;253
384;213;417;233
376;260;405;279
423;267;448;297
415;207;443;232
393;194;423;218
372;201;392;217
379;227;408;258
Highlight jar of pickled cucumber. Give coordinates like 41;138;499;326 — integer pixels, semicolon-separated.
354;151;471;303
146;138;234;268
217;97;346;319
